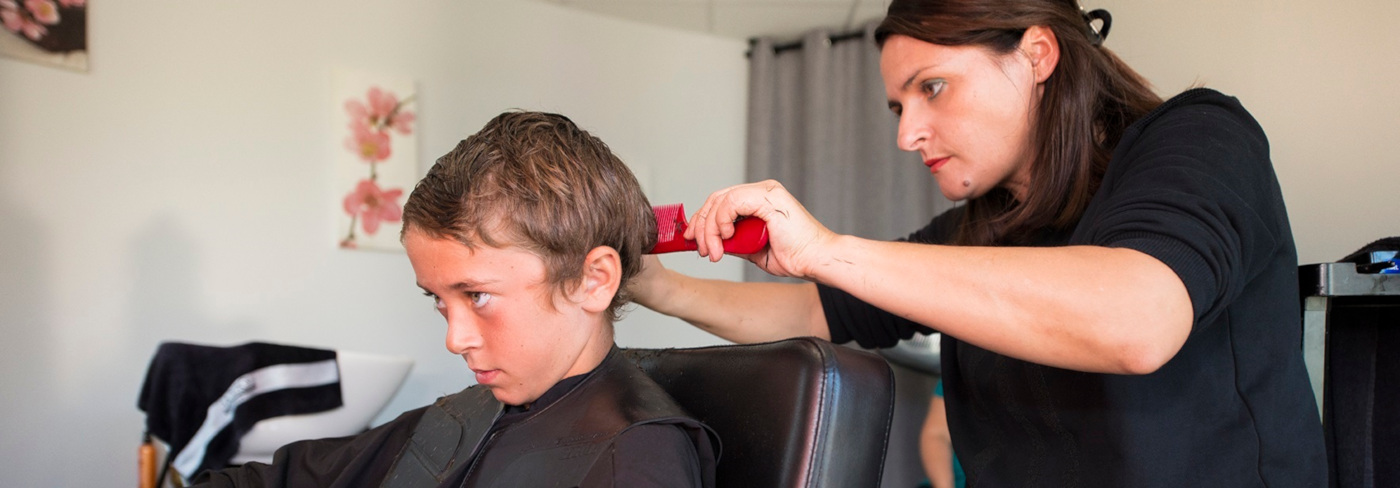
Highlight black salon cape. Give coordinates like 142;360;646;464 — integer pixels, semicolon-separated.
194;358;706;488
818;89;1326;487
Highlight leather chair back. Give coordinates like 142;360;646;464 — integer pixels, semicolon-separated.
624;337;895;488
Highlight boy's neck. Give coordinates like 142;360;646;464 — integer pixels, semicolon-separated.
512;324;613;410
562;322;615;380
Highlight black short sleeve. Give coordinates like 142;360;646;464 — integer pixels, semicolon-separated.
1079;91;1286;328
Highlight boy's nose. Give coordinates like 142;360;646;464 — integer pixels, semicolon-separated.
444;313;483;354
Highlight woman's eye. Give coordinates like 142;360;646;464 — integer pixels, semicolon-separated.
467;292;492;307
922;79;946;98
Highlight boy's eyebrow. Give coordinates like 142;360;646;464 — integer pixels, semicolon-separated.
416;279;499;292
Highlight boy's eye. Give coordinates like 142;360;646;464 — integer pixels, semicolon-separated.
467;292;492;307
422;291;445;310
922;79;946;98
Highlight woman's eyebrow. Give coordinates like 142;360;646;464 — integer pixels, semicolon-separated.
902;65;938;90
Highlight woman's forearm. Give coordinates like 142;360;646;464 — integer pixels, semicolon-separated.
639;267;830;344
810;235;1193;374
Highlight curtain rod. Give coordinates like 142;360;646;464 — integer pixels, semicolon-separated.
745;29;868;58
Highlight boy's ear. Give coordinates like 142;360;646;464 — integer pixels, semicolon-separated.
576;246;621;314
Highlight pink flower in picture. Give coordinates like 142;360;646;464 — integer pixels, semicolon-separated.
1;2;45;40
366;87;398;122
344;99;374;126
344;86;415;136
336;78;417;250
1;8;22;34
24;0;58;24
342;179;404;236
387;110;415;135
18;14;44;39
345;121;392;163
346;87;394;126
24;22;44;39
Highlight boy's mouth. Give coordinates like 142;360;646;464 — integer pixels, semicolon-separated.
473;368;499;385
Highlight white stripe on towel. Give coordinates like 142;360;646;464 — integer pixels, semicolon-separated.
172;359;340;478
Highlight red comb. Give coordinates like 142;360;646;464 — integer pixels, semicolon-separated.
646;203;769;255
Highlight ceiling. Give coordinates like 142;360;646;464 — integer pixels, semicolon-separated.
535;0;893;41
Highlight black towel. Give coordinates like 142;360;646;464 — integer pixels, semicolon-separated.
137;341;343;479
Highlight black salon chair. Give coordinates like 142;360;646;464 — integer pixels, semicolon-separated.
623;337;895;488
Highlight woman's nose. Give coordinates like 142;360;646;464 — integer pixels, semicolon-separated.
897;109;931;153
444;312;482;354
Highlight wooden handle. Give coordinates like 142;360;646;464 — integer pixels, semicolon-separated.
139;437;157;488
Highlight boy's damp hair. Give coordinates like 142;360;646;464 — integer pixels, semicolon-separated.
401;111;656;322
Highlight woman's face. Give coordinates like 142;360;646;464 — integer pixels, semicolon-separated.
880;34;1042;202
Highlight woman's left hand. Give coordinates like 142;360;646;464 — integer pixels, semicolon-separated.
684;179;836;280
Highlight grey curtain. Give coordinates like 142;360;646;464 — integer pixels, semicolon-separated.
745;24;958;488
745;22;954;284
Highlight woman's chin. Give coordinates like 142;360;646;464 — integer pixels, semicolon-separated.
936;184;973;203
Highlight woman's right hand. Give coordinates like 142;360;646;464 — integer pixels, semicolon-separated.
684;179;837;281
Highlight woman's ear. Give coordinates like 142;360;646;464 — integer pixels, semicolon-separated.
1021;25;1060;84
576;246;622;314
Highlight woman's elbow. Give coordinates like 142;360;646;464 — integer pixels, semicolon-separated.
1113;318;1191;375
1116;345;1175;375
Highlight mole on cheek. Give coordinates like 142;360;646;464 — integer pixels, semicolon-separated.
963;180;971;187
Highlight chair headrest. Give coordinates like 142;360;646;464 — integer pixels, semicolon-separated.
624;337;895;488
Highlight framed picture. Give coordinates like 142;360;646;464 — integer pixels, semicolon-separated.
1;0;87;72
334;70;418;252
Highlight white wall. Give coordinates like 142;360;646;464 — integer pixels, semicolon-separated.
0;1;746;486
1095;0;1400;264
5;0;1398;486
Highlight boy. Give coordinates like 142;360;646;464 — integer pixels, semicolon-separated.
196;111;717;487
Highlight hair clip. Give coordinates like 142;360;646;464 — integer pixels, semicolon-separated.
1082;8;1112;47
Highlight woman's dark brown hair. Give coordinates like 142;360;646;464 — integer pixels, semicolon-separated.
876;0;1161;245
400;111;657;322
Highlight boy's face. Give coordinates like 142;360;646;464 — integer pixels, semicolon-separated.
404;229;599;406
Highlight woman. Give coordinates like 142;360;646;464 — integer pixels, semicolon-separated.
632;0;1326;485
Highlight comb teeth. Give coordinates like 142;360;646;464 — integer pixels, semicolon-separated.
646;202;768;255
652;203;687;244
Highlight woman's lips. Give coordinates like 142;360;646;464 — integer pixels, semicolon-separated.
474;369;499;384
924;157;950;173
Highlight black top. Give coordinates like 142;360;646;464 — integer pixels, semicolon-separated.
194;350;704;488
818;89;1326;487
